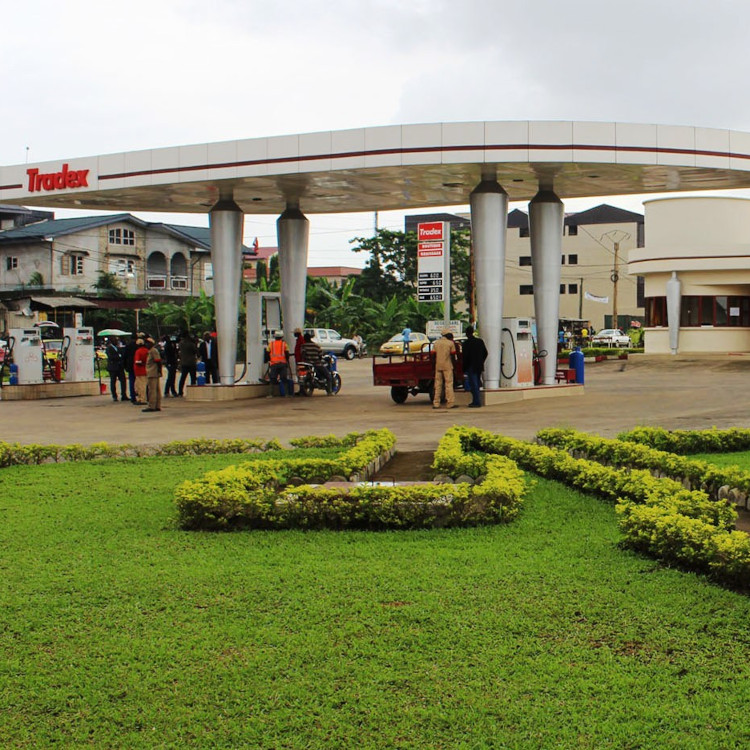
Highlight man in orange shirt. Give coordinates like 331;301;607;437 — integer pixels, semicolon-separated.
432;330;457;409
267;330;292;397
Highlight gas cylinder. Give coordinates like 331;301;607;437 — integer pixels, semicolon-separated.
569;346;585;385
9;363;18;385
196;361;206;386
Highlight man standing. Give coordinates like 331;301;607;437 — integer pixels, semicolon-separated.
462;326;488;408
105;336;127;402
432;330;457;410
143;338;162;412
177;331;197;396
267;330;292;397
401;326;412;355
133;338;149;405
198;332;219;384
122;334;139;404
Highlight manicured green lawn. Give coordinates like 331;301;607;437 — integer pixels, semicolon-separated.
2;454;749;748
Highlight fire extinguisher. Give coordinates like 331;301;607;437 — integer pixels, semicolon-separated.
54;358;62;382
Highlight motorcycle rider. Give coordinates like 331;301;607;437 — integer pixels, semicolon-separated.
301;332;333;395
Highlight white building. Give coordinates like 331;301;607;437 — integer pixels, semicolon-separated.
629;196;750;354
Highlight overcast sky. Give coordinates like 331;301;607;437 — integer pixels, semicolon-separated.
4;0;750;264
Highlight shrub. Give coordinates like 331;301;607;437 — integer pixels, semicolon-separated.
617;426;750;455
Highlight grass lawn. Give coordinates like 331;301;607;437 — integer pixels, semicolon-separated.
2;452;750;748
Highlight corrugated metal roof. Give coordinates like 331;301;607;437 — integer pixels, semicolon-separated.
30;296;98;308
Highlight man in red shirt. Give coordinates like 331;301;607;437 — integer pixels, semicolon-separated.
133;338;149;405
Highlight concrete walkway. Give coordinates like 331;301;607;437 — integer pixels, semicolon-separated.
2;355;750;450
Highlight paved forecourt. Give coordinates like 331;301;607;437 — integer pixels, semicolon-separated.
2;356;750;451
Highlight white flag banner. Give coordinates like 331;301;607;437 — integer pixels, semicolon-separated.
585;291;609;304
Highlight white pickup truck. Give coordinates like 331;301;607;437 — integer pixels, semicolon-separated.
304;328;361;360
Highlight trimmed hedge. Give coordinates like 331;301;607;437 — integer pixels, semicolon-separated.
537;427;750;501
175;428;528;531
433;426;749;589
0;437;284;467
617;426;750;455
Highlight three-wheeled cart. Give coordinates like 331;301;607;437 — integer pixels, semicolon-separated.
372;349;464;403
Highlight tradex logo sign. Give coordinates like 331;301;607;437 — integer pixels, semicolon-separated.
26;163;90;193
418;222;445;241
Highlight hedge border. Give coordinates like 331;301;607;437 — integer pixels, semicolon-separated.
433;426;749;590
175;428;528;531
537;427;750;510
617;426;750;455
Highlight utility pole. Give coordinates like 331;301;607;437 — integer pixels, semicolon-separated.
578;276;583;319
601;230;630;330
612;241;619;330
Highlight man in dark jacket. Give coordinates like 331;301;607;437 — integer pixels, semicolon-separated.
198;331;219;384
462;325;488;408
105;336;127;402
122;334;139;404
177;332;198;396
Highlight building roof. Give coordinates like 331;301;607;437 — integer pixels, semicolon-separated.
0;213;250;252
307;266;363;277
566;204;643;226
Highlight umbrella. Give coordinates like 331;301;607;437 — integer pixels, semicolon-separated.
97;328;131;337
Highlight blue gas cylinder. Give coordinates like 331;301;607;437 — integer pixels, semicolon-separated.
9;363;18;386
569;346;584;384
196;361;206;386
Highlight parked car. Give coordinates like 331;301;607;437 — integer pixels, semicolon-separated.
379;332;431;355
590;328;631;348
304;328;361;360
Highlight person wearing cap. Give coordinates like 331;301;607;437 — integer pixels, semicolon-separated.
432;329;457;409
267;331;292;397
143;338;163;412
133;338;149;405
462;325;488;408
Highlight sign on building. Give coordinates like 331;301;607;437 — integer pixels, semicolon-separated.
417;221;450;303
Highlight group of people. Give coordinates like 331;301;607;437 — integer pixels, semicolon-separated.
104;330;219;413
431;326;488;409
266;328;333;397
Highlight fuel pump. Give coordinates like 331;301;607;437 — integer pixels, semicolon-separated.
63;327;95;381
500;317;535;388
245;292;283;383
8;328;44;384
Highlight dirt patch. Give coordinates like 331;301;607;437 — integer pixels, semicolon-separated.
736;507;750;534
372;450;435;482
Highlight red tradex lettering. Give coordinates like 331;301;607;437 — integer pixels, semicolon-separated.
418;222;444;240
26;163;89;193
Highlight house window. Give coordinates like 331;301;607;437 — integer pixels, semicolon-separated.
63;254;84;275
519;284;533;295
110;258;135;277
560;284;566;294
108;228;135;246
6;257;18;271
519;227;529;238
561;255;566;265
567;225;578;236
568;284;578;294
568;254;578;265
519;256;532;266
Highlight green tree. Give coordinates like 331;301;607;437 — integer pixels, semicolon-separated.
93;271;126;298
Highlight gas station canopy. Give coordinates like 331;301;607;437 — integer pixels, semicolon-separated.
4;121;750;214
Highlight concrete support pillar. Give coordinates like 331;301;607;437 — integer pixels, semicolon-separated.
277;203;309;352
666;271;682;355
469;174;508;390
209;195;244;386
529;187;564;386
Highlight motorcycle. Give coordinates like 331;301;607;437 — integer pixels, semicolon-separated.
297;354;341;396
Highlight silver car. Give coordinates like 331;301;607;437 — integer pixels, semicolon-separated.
304;328;360;360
